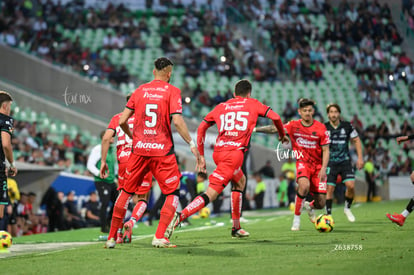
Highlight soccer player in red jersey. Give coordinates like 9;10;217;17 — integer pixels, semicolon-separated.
104;57;201;248
386;134;414;226
165;79;288;239
100;94;153;244
255;98;330;231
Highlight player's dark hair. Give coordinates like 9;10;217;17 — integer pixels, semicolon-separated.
0;92;13;107
326;103;341;114
298;98;315;108
154;57;174;71
197;172;208;180
126;93;132;102
235;79;252;96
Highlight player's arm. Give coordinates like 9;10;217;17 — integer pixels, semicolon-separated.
119;107;134;139
396;135;414;144
1;131;17;176
266;109;289;143
172;114;202;170
196;120;214;172
87;145;101;178
351;136;364;170
254;125;278;134
318;145;330;181
100;129;115;179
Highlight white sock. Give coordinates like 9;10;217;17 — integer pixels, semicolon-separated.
131;217;137;226
402;210;410;218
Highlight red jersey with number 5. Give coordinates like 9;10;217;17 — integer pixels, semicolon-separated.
284;119;330;165
107;113;135;164
203;96;273;152
126;80;182;156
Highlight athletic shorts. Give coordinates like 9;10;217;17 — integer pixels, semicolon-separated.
296;162;327;194
123;153;180;195
209;150;244;194
327;160;355;186
0;174;8;205
118;162;128;190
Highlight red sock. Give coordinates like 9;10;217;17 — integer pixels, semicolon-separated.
180;195;206;221
155;195;179;239
309;200;315;209
294;194;305;216
108;191;131;240
131;200;148;222
231;191;242;229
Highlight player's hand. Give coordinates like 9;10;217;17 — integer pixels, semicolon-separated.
8;166;17;177
279;135;290;144
356;158;364;170
318;167;327;182
197;155;207;173
100;162;109;179
397;136;408;144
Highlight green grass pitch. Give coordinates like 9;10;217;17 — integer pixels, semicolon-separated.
2;200;414;275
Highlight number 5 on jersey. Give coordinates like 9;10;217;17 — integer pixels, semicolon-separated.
146;104;157;127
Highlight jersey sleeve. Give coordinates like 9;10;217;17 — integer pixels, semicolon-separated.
256;100;272;117
170;87;183;115
320;124;330;146
0;117;13;136
284;121;292;136
348;122;359;139
126;89;137;110
203;107;216;124
107;115;118;131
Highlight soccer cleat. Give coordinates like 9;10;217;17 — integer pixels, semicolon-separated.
386;213;406;226
344;208;356;222
123;220;134;243
116;231;123;244
291;215;300;231
165;212;181;239
231;228;250;238
152;237;177;248
105;238;116;249
304;201;316;223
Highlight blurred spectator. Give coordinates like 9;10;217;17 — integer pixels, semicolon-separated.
252;172;266;209
64;191;86;229
84;192;101;227
258;160;275;179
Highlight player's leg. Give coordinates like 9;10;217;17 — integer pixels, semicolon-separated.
343;180;356;222
123;192;150;243
231;173;249;237
123;172;153;243
106;154;148;248
179;186;219;222
151;155;181;247
94;181;109;233
305;168;328;223
292;176;310;231
386;171;414;226
325;166;337;216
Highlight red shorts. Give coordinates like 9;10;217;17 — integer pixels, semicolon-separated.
209;150;244;194
123;153;181;195
118;162;128;190
296;162;327;194
136;172;153;195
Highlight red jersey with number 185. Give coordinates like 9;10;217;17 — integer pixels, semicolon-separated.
126;79;182;156
107;113;135;164
204;96;274;152
284;119;330;165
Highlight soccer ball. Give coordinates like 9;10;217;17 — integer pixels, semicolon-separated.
0;231;12;249
199;207;211;218
315;214;334;232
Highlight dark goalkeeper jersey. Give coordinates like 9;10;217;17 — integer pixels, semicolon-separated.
0;113;13;173
325;121;358;164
